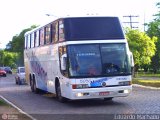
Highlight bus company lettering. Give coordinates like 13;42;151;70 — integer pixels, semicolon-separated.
80;78;111;87
90;78;110;87
31;61;47;80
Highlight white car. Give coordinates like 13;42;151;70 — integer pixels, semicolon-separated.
15;67;26;85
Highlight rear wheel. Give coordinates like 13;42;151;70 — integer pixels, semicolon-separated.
30;78;34;92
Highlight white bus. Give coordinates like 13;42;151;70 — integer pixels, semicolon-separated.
24;17;134;102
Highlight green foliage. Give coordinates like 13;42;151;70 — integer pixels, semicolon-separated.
0;50;18;68
132;79;160;87
125;28;157;71
146;3;160;73
5;25;38;67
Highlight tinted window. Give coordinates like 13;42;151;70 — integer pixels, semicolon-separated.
64;17;124;40
68;44;131;77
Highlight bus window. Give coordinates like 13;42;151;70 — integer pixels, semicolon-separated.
35;30;40;47
31;33;34;48
45;25;51;44
59;46;68;76
25;36;28;49
59;20;65;42
27;34;31;49
34;32;36;47
40;28;45;46
52;22;58;43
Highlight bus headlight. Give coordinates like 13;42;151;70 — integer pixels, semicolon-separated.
72;84;89;89
119;81;131;86
124;89;130;93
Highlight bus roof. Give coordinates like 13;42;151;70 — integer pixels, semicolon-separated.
25;16;120;35
25;16;124;40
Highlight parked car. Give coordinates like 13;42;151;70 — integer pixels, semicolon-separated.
3;66;12;74
0;67;7;77
15;67;26;85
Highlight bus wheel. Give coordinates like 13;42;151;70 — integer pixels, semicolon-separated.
56;82;67;103
33;79;40;94
30;79;34;92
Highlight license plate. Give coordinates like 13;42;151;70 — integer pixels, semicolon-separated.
99;92;109;96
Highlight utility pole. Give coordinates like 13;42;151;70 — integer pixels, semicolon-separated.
123;15;139;29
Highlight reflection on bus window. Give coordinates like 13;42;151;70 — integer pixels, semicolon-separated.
68;45;102;77
68;44;131;77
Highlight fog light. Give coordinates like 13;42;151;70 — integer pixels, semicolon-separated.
124;89;129;93
76;93;83;97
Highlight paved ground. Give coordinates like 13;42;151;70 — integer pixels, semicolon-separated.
0;97;31;120
0;74;160;120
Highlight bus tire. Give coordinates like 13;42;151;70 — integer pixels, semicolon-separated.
30;78;34;92
33;77;40;94
30;76;39;93
56;81;67;103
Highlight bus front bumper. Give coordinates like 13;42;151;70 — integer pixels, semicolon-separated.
70;86;132;100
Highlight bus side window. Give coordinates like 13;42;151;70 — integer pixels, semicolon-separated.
52;22;58;43
27;34;31;49
40;28;45;46
31;33;34;48
25;36;28;49
34;32;37;47
35;30;40;47
59;20;65;42
45;25;51;44
59;46;68;76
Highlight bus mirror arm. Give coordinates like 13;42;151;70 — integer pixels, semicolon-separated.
130;52;134;67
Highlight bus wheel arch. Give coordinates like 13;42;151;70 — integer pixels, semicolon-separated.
55;77;67;102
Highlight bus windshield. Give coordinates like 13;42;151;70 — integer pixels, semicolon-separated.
68;44;131;77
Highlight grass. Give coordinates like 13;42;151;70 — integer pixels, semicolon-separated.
0;98;9;106
135;72;160;77
133;79;160;88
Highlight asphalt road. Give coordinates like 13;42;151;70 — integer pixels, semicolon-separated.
0;74;160;120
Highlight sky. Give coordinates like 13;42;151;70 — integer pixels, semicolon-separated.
0;0;159;49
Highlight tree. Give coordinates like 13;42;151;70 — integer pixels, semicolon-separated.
146;2;160;73
125;28;157;72
5;25;38;66
0;50;18;68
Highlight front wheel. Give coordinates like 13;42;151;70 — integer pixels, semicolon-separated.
56;82;67;103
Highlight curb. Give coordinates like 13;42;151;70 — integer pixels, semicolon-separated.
133;84;160;90
0;95;36;120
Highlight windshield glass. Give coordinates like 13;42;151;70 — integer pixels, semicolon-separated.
19;68;25;73
68;44;131;77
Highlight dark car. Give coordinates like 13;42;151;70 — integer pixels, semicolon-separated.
3;67;12;74
0;67;7;77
